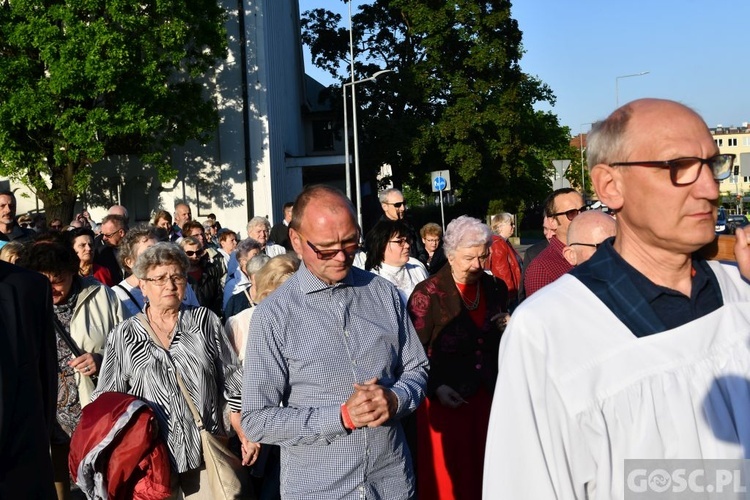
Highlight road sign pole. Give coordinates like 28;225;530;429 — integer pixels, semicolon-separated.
440;189;445;232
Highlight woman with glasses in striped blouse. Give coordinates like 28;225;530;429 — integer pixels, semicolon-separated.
93;242;257;498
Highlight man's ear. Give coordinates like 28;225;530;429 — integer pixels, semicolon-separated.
563;246;577;267
289;228;303;256
591;164;624;211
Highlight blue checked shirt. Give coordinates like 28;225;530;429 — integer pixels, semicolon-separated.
242;263;429;500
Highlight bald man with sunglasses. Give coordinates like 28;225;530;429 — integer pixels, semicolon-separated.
485;99;750;499
522;187;585;297
242;185;428;499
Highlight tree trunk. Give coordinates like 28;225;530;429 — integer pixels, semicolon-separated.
36;190;78;225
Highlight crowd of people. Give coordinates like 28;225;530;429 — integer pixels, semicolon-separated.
2;97;750;500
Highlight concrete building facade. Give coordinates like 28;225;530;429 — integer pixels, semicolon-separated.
712;124;750;213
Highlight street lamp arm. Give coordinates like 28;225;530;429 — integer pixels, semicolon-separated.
344;69;395;88
615;71;650;107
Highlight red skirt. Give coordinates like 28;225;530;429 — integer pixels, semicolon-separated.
417;387;492;500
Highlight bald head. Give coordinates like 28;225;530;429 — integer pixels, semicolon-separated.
589;98;720;261
108;205;129;219
290;185;356;232
563;211;616;266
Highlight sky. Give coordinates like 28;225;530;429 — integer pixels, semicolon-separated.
298;0;750;134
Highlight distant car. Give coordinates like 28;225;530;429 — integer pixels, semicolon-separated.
725;214;750;234
716;207;727;234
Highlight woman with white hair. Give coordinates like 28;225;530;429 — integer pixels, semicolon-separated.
245;217;285;257
225;253;299;361
407;215;508;500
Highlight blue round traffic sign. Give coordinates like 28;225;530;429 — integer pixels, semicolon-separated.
433;176;447;191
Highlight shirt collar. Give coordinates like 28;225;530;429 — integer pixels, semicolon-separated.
584;237;713;301
297;260;354;294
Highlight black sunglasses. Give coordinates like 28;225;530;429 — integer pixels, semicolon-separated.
551;206;586;221
184;248;205;257
568;242;601;249
385;201;406;209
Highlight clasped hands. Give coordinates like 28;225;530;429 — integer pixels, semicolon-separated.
230;411;261;466
342;377;398;429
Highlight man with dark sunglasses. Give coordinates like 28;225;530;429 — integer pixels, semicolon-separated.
242;185;428;499
523;187;584;297
374;188;423;259
485;99;750;499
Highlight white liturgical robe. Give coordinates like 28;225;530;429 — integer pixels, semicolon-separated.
483;261;750;499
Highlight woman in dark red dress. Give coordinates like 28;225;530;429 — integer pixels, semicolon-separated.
408;215;508;500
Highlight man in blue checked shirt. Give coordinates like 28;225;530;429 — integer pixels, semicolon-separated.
242;185;429;499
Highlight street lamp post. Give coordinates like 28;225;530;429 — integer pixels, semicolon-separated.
579;122;593;201
342;69;395;229
615;71;649;107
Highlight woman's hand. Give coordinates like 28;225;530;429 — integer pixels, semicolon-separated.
491;312;511;332
69;352;102;377
230;411;260;466
435;384;467;409
241;439;261;466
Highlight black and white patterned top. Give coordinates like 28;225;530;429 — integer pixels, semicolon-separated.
92;305;242;473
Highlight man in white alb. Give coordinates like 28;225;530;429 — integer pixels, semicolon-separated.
484;98;750;499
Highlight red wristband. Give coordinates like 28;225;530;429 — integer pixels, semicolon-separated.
340;403;356;430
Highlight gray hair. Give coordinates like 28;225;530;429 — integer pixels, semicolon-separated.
489;213;513;234
101;213;129;231
236;237;262;260
244;253;271;277
132;242;189;279
443;215;492;256
378;188;402;204
117;226;159;271
246;216;270;233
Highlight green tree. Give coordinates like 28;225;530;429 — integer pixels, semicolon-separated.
302;0;571;217
0;0;227;221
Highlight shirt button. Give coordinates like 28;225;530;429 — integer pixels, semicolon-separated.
475;350;482;356
352;360;358;366
475;364;482;370
344;330;350;337
477;338;484;344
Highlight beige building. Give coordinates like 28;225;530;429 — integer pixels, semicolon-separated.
712;124;750;213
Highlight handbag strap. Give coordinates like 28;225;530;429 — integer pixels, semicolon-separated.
137;312;206;431
115;283;141;310
52;315;83;357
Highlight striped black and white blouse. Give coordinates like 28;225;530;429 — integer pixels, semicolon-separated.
92;305;242;473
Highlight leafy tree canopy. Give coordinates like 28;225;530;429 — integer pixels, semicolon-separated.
0;0;227;220
302;0;572;217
